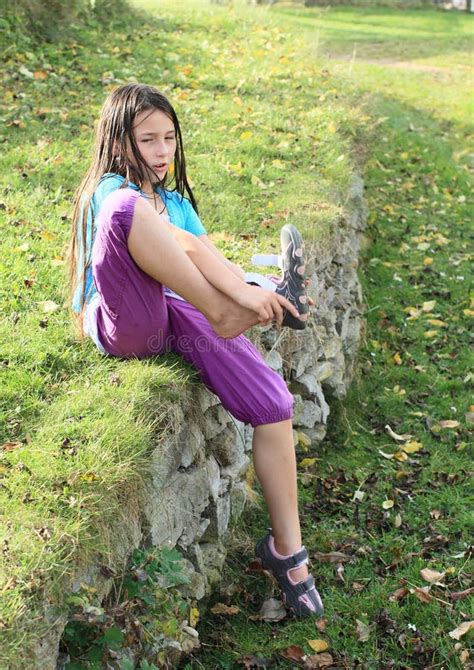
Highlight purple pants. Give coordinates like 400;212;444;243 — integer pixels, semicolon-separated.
90;188;293;427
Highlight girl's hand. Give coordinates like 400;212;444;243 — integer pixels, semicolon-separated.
237;285;300;326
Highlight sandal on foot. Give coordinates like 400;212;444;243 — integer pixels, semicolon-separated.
255;531;324;617
251;224;309;330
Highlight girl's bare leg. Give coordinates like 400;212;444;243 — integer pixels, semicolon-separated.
127;197;259;338
252;419;309;582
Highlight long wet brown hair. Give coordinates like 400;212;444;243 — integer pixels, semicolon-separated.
67;83;197;334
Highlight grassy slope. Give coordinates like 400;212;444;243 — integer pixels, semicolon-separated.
0;1;358;665
193;5;474;670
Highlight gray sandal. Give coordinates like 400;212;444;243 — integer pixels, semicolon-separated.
255;531;324;617
251;224;309;330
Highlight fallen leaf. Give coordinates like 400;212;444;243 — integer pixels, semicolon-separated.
422;300;437;312
279;644;305;663
382;499;394;510
450;587;474;601
412;586;432;603
1;442;22;452
401;440;423;453
211;603;240;616
385;425;412;442
40;300;59;313
308;639;329;652
355;619;374;642
189;606;199;627
389;587;408;602
303;653;334;669
448;621;474;640
299;458;316;468
260;597;286;622
420;568;446;584
438;420;460;429
313;552;351;563
392;352;402;365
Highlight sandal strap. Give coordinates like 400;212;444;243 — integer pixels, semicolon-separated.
273;546;309;571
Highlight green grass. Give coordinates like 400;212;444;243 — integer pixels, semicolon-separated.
191;4;474;670
0;0;359;666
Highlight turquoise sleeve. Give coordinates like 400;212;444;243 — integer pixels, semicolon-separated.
183;197;207;236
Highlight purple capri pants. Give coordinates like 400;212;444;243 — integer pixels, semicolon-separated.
89;188;294;428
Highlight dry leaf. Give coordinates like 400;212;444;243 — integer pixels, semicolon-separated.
385;425;412;442
355;619;374;642
303;653;334;669
448;621;474;640
382;499;394;510
313;552;351;563
308;639;329;652
279;644;305;663
420;568;446;584
413;586;432;603
1;442;22;452
389;587;408;602
260;597;286;622
211;602;240;616
450;587;474;601
438;420;460;429
40;300;59;313
422;300;437;312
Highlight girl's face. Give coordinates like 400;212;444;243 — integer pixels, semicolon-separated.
130;108;177;183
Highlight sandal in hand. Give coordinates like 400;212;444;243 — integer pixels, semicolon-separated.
251;224;309;330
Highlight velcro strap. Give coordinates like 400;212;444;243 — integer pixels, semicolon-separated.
303;575;315;591
251;253;283;269
289;546;308;567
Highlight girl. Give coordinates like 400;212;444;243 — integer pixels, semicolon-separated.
68;83;323;617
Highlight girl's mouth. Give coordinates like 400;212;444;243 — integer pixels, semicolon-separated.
154;164;167;171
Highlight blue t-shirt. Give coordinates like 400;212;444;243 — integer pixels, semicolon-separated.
72;173;206;313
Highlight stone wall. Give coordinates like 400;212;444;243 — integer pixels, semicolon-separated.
39;174;367;669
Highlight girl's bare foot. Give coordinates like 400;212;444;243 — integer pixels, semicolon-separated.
207;292;262;339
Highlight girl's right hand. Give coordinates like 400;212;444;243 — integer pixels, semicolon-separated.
236;285;300;327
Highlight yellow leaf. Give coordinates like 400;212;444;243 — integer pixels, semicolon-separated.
382;499;394;510
392;353;402;365
422;300;436;312
393;450;408;462
424;330;439;338
240;131;253;140
308;639;329;652
417;242;430;251
299;458;316;468
297;432;312;448
402;441;422;453
426;319;447;327
189;607;199;627
39;230;57;241
423;257;433;266
400;151;409;160
327;122;337;134
463;309;474;317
